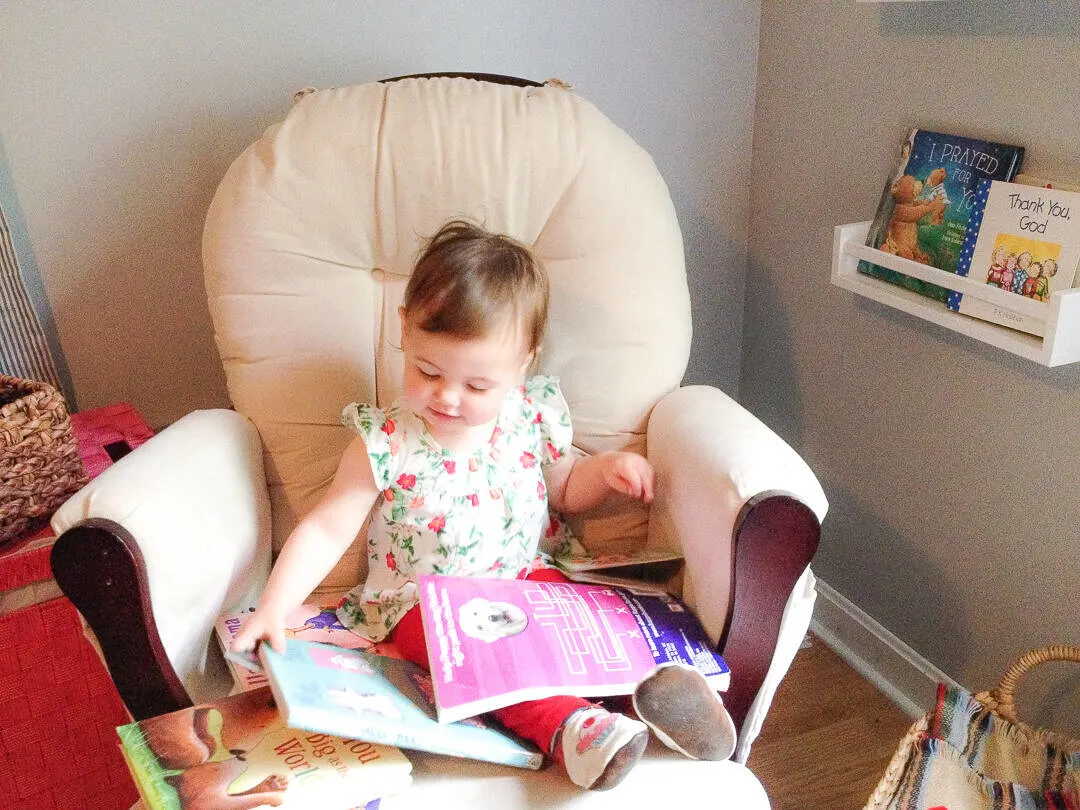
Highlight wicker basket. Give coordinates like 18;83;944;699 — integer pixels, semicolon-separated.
0;375;88;545
864;645;1080;809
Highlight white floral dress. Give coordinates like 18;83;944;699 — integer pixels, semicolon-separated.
336;375;576;642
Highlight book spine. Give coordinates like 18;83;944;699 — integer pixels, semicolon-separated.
946;178;991;311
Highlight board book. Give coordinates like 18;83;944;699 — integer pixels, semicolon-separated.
859;128;1025;301
117;686;412;810
417;574;730;724
946;179;1080;335
258;640;545;770
551;546;683;594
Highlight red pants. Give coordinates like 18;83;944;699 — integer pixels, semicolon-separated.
390;567;590;755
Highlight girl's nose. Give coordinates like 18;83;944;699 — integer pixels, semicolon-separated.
436;383;461;408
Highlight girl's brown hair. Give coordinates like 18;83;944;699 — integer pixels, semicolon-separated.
402;220;549;352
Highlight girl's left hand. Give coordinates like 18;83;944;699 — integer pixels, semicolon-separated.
598;451;655;503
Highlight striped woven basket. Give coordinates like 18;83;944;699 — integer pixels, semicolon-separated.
0;374;88;544
864;645;1080;809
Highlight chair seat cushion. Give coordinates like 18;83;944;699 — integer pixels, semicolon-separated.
386;739;770;808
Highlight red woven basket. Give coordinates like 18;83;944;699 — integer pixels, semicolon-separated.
0;375;88;545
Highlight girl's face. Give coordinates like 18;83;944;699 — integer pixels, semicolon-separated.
1006;255;1018;270
400;310;532;449
1018;252;1032;269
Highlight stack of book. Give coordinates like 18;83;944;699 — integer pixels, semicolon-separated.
117;569;727;808
858;128;1080;337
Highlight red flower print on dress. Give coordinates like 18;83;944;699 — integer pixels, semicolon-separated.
545;516;561;538
397;473;416;489
489;487;503;500
519;451;536;468
537;480;546;499
383;488;394;502
546;441;561;461
534;412;543;423
428;515;446;534
466;493;479;507
443;460;456;474
489;426;503;445
468;456;480;472
381;419;396;436
410;495;425;508
385;552;397;572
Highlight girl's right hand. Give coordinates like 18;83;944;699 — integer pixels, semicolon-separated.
230;608;288;656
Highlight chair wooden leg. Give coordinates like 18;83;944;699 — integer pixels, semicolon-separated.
49;518;191;721
718;492;821;735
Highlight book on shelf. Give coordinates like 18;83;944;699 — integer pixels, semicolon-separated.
258;640;545;770
945;178;1080;335
1016;172;1080;194
215;600;401;693
417;573;729;724
859;128;1025;301
551;545;683;594
117;686;412;810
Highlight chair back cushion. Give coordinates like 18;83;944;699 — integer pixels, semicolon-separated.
203;77;690;587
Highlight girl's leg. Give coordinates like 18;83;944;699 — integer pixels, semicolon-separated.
492;697;648;791
388;604;430;671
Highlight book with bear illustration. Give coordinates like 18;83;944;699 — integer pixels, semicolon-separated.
416;574;730;724
858;128;1025;301
258;640;546;770
116;686;413;810
945;178;1080;335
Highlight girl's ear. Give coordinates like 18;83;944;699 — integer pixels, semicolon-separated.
521;348;538;376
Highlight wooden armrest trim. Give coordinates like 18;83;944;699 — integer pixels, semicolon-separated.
49;518;192;721
718;492;821;735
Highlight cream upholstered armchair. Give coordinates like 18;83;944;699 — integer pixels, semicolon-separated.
49;74;826;806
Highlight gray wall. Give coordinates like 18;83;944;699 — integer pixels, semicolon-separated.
747;1;1080;729
0;1;760;428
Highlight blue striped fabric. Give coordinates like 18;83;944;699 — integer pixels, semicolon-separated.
0;140;76;407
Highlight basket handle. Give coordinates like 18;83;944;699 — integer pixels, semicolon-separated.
990;645;1080;725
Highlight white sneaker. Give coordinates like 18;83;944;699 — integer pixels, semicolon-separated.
553;706;649;791
632;662;737;760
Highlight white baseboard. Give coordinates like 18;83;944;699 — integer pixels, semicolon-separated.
810;578;959;719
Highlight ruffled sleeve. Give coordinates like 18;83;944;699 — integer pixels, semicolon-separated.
523;375;573;466
340;402;403;490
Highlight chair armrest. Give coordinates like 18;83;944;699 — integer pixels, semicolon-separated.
647;386;827;735
49;409;271;718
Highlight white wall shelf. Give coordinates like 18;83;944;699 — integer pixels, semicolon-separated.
831;222;1080;367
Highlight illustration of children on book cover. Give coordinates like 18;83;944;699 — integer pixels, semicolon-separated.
978;236;1061;302
860;129;1025;302
117;687;411;810
947;178;1080;335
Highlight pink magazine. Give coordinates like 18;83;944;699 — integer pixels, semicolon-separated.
417;574;729;724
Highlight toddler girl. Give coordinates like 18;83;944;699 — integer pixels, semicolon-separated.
233;220;735;789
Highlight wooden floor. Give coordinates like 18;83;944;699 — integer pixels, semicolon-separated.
746;635;915;810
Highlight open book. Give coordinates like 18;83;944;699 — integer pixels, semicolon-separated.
258;641;544;770
418;574;729;724
552;546;684;593
117;686;412;810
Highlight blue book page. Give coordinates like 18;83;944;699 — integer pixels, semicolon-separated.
260;640;543;770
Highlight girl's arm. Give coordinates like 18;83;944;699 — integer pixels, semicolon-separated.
232;436;380;653
545;450;655;514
